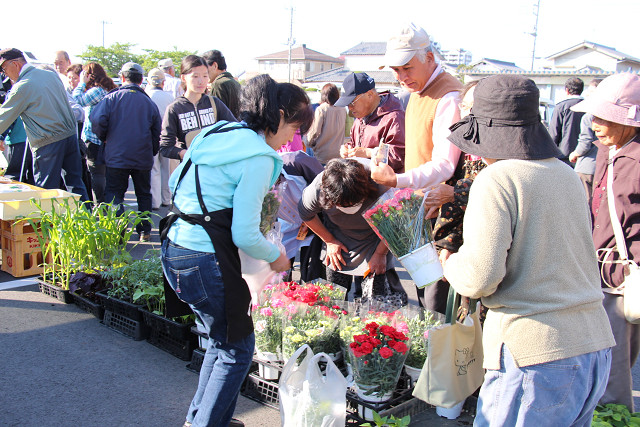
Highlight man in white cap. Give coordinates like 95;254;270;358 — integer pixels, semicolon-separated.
371;23;463;313
158;58;184;99
145;68;174;210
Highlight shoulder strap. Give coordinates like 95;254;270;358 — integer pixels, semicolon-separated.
606;149;629;261
208;95;218;122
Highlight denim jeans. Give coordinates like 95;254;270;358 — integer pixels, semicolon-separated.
474;345;611;427
32;134;89;201
104;167;152;234
161;240;254;427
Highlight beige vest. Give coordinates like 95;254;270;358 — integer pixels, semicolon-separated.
404;72;462;171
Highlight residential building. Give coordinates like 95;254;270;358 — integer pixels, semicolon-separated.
255;44;343;83
442;48;472;66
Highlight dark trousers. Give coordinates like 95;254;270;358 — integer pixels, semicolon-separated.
104;167;152;234
32;134;89;201
5;141;34;184
417;279;450;315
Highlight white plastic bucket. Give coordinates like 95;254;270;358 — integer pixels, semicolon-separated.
436;399;465;420
355;385;393;420
256;351;281;381
398;243;443;288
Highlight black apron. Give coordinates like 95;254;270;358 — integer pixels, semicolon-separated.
160;123;254;343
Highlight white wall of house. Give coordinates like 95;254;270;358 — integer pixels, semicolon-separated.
258;60;342;81
344;55;385;71
553;50;616;70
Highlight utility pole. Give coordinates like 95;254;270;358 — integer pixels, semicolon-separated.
286;7;295;83
101;20;111;48
529;0;541;71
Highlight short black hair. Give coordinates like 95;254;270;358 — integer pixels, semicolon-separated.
122;71;143;85
202;50;227;71
565;77;584;96
240;74;314;136
321;83;340;105
319;159;378;209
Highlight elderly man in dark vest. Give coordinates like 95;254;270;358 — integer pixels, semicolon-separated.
371;23;462;312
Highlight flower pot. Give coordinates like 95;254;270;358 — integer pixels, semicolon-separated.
355;385;394;421
404;365;422;383
398;243;443;288
436;399;465;420
255;351;281;381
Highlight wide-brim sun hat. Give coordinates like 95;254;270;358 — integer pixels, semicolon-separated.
570;73;640;127
447;75;562;160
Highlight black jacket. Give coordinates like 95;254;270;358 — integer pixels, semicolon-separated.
549;97;585;160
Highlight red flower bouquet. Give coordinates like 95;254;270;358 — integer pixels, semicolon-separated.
348;321;411;398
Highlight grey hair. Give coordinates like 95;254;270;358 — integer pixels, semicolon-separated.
414;46;433;64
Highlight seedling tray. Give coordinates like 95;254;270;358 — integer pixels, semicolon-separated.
37;279;73;304
186;348;206;374
72;292;104;320
96;291;143;321
103;309;148;341
140;308;193;341
147;327;196;361
240;371;280;410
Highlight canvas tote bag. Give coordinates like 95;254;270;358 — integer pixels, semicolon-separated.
601;148;640;324
413;297;484;408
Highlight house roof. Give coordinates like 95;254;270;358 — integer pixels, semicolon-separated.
460;68;616;77
256;45;343;63
340;42;387;56
304;67;400;85
469;58;524;72
546;41;640;64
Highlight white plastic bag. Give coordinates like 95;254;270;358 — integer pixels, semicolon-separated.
239;224;286;305
279;345;347;427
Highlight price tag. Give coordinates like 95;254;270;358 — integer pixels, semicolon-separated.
296;224;309;240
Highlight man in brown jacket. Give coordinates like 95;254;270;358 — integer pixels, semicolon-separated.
371;23;462;312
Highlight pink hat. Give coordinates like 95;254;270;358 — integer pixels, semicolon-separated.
571;73;640;127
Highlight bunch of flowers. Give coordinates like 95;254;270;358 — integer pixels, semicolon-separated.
348;322;411;397
398;308;443;369
281;280;347;308
362;188;434;258
282;302;342;360
260;186;281;236
252;296;287;358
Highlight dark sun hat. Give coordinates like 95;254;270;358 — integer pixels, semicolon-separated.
448;75;562;160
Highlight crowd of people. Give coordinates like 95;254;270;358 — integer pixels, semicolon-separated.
1;20;639;427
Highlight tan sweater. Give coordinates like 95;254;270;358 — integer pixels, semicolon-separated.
306;103;347;164
444;159;615;370
404;72;461;171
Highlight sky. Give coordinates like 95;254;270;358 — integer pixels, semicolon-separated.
5;0;639;76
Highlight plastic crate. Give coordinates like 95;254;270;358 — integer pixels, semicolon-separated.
103;309;148;341
37;280;73;304
140;308;193;341
190;325;209;350
95;291;143;321
186;348;206;374
240;371;280;410
72;293;104;320
147;327;196;361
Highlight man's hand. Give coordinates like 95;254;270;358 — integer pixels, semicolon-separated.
371;158;397;187
424;184;454;218
569;151;580;163
339;145;351;158
325;239;348;271
0;139;5;152
368;252;387;275
269;252;291;273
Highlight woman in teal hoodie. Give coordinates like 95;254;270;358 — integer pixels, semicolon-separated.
161;74;313;427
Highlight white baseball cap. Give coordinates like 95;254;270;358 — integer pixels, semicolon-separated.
380;23;430;69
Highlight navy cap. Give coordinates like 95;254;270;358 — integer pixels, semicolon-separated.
119;62;144;75
335;72;376;107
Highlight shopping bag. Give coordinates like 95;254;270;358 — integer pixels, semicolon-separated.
623;261;640;324
279;345;347;427
412;304;484;408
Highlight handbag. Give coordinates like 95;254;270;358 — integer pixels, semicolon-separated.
601;147;640;324
279;344;347;427
412;291;484;408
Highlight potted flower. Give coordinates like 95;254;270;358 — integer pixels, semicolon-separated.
281;302;343;361
347;322;411;420
397;308;443;382
252;296;286;380
363;188;443;288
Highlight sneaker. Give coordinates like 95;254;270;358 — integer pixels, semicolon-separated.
139;232;151;242
229;419;244;427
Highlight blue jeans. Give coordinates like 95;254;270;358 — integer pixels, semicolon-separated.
104;167;152;234
161;240;254;427
474;345;611;427
32;134;89;201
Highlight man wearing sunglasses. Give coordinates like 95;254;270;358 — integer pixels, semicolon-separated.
0;48;88;200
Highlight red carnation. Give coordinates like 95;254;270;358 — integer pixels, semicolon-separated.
393;342;408;354
379;347;393;359
360;342;374;355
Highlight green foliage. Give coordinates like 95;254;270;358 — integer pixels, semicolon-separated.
138;47;197;75
23;200;146;289
104;254;163;309
79;43;196;77
361;411;410;427
592;404;640;427
79;43;143;77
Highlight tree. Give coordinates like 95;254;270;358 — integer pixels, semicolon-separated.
79;43;142;77
139;47;197;76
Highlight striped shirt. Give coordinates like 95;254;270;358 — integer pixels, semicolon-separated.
72;82;108;145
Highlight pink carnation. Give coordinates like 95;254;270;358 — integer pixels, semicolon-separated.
260;307;273;316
